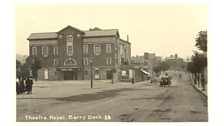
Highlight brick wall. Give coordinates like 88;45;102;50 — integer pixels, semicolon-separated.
58;27;84;68
37;67;57;80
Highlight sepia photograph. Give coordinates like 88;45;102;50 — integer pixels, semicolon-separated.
15;1;209;123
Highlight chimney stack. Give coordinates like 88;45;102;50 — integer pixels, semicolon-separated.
127;35;129;42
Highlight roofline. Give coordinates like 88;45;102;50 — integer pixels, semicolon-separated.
83;35;116;38
84;29;118;32
27;32;58;40
118;38;131;44
84;29;120;38
27;38;58;40
58;25;84;33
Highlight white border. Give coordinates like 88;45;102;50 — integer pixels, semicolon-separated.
1;0;224;126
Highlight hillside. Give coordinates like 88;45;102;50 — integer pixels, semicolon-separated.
16;54;28;63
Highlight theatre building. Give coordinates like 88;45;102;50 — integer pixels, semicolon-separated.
27;25;131;80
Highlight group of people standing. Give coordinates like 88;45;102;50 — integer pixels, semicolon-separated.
16;76;33;95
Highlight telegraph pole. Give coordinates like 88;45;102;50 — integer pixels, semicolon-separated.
90;59;93;88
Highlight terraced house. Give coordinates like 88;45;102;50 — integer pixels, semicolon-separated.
27;25;131;80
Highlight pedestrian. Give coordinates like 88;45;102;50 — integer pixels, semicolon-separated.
29;76;34;94
16;77;20;94
19;77;25;94
26;76;33;94
25;76;29;93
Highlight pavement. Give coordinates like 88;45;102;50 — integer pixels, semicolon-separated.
16;70;208;122
188;74;207;97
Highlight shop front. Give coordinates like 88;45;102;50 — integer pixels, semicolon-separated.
57;67;82;80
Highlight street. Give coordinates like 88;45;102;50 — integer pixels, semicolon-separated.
16;71;208;122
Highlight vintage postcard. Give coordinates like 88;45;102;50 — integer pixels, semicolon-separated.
15;1;208;124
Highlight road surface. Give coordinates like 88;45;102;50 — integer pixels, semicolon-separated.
17;71;208;122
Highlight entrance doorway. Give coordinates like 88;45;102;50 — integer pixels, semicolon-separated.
107;70;113;79
44;69;48;80
64;71;74;80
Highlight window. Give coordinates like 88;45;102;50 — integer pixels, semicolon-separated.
53;46;58;55
106;44;111;53
94;44;101;55
42;46;48;57
66;35;73;56
83;45;88;54
84;58;89;65
124;49;127;57
106;57;112;65
64;58;77;66
84;70;88;75
77;34;81;37
95;68;99;79
67;46;73;54
44;69;48;79
54;58;59;66
31;47;37;56
119;44;123;55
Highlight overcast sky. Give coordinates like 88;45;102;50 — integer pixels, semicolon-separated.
16;3;207;59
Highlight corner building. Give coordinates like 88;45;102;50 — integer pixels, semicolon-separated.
28;25;131;80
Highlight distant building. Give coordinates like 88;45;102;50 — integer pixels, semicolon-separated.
131;52;160;71
130;52;161;81
143;53;156;70
155;56;162;67
27;25;131;80
165;54;185;70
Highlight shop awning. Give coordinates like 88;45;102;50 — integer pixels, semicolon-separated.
56;67;81;71
140;69;150;76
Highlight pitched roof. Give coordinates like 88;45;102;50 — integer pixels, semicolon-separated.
58;25;84;33
84;29;119;37
27;26;120;40
27;32;58;40
118;38;131;44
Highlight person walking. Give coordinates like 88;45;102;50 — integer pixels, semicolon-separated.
25;76;30;93
19;77;25;94
29;76;34;94
16;77;20;94
26;76;33;94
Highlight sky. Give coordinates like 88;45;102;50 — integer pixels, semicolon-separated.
16;3;207;59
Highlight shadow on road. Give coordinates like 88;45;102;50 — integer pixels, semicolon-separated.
17;88;135;102
130;95;174;101
57;88;134;102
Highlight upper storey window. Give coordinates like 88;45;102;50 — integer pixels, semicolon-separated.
94;44;101;55
66;34;73;56
106;44;111;53
53;46;58;55
83;45;88;54
31;47;37;56
42;46;48;57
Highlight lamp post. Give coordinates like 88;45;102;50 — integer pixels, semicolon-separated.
90;58;93;88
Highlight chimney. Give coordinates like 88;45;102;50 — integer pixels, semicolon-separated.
127;35;129;42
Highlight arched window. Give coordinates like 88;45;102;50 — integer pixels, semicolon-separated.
66;34;73;56
64;58;77;66
42;46;48;57
32;47;37;56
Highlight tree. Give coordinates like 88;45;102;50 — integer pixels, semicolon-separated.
25;56;42;81
195;30;207;52
16;60;22;77
191;51;207;73
20;63;30;78
16;60;30;78
153;66;162;74
187;51;207;89
187;51;207;74
188;30;207;91
160;61;170;71
153;61;170;74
